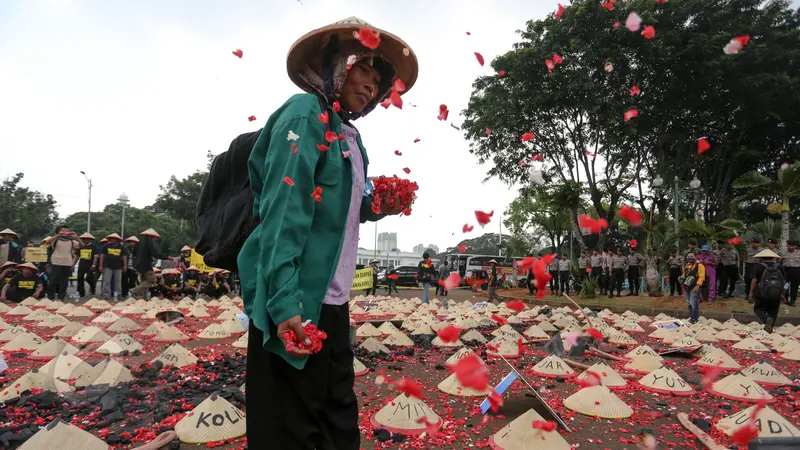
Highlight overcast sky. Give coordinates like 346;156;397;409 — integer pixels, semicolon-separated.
3;0;795;253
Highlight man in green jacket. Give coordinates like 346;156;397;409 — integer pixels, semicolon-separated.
237;17;417;450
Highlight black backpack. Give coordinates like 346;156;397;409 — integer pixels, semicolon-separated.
195;130;262;272
757;262;784;301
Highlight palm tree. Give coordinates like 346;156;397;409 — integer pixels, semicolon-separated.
743;219;781;244
733;162;800;251
677;219;746;244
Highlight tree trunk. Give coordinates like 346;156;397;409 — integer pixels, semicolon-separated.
645;253;662;296
781;197;790;253
568;206;589;251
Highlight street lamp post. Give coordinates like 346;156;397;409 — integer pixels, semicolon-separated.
117;193;130;238
80;171;92;233
653;174;701;249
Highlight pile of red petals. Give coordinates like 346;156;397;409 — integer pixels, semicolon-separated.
370;175;419;216
282;323;327;354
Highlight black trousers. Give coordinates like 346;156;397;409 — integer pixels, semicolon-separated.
612;268;625;294
549;271;559;291
5;286;28;302
590;267;603;292
386;279;398;294
559;271;570;294
753;297;780;324
744;263;755;298
527;275;536;294
718;265;737;296
627;266;640;294
364;276;377;296
122;269;138;297
246;304;358;450
77;266;96;297
786;267;800;305
47;265;71;300
669;268;682;296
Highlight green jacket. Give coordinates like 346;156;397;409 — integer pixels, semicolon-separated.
238;93;384;369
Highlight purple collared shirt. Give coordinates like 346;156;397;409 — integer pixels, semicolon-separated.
323;124;365;305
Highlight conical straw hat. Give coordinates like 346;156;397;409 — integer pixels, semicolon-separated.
619;321;646;333
106;317;142;332
445;347;478;368
537;321;558;332
121;305;147;316
491;324;516;337
1;332;45;352
486;336;521;358
29;337;79;361
20;297;39;307
563;385;633;419
438;372;491;396
623;353;664;375
90;311;120;325
708;373;775;403
187;306;210;318
75;357;134;388
773;338;800;353
489;408;572;450
648;327;674;340
90;300;113;311
152;325;189;342
523;325;549;339
693;329;720;342
671;336;702;349
219;317;246;334
454;317;479;329
215;309;238;321
758;333;785;346
45;300;64;311
410;324;434;335
5;304;34;316
531;354;576;378
461;329;488;343
378;322;401;335
96;334;143;355
141;321;168;337
23;309;52;321
39;352;93;382
625;344;660;359
232;332;248;349
359;337;391;354
72;326;111;344
732;337;770;352
197;324;232;340
53;322;83;338
152;343;198;368
0;372;47;402
356;323;382;337
576;363;627;390
381;332;414;347
741;362;792;387
66;306;94;318
608;331;638;345
37;314;70;328
54;303;75;315
0;325;30;342
694;348;742;371
714;329;742;341
354;357;369;376
174;392;247;443
370;393;441;435
692;344;718;359
781;346;800;361
432;336;464;347
637;366;694;396
715;405;800;439
83;297;100;307
0;303;10;314
18;419;108;450
492;328;528;343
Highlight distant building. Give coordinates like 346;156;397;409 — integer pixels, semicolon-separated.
412;244;439;255
356;248;438;268
377;232;397;252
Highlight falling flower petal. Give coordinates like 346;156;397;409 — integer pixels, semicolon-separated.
413;137;421;143
641;25;656;39
402;167;410;174
439;272;462;291
630;85;640;96
474;52;485;66
545;59;555;72
283;177;294;187
248;115;257;122
438;104;449;121
458;245;467;253
475;210;494;226
453;354;489;391
601;2;614;11
462;224;474;233
532;154;543;161
697;137;711;154
613;21;621;29
357;28;381;49
576;370;602;388
380;98;391;109
628;239;638;248
532;420;557;432
552;53;563;64
491;314;508;325
507;300;525;311
394;150;402;156
604;61;614;72
624;109;639;121
450;123;460;130
618;205;642;226
232;49;243;58
389;90;403;109
485;128;492;135
436;325;461;343
393;79;406;92
488;389;504;412
625;12;642;32
729;237;742;245
317;144;330;152
731;423;759;447
555;3;565;18
497;70;505;77
585;328;603;341
522;132;535;142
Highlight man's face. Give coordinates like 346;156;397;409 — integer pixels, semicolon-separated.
752;242;760;248
1;234;13;241
21;268;33;277
688;244;696;250
617;250;623;256
670;252;676;257
789;244;797;252
593;250;599;255
26;242;32;247
340;62;381;113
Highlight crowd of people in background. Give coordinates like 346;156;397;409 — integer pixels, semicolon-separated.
0;226;240;303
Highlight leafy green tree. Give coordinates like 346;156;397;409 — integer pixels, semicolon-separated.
441;233;503;256
677;219;745;246
732;161;800;250
504;187;572;252
151;171;206;237
0;174;59;241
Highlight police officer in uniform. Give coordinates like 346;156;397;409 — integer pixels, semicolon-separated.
681;240;698;266
667;249;682;296
610;248;627;298
590;249;605;294
782;240;799;307
766;238;778;252
578;251;591;285
626;245;645;296
717;240;739;298
548;254;560;293
558;255;571;295
744;238;762;302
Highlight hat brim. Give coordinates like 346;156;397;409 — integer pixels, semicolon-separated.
754;249;781;259
287;20;418;97
17;263;39;272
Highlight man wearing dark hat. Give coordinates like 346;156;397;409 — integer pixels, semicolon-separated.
237;17;414;450
749;249;786;332
744;238;762;302
782;240;799;306
766;238;778;252
77;233;100;298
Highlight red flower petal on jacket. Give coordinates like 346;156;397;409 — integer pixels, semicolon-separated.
545;59;555;72
462;224;474;233
283;177;294;187
697;137;711;154
438;104;449;121
357;28;381;49
630;85;640;96
474;52;485;66
618;205;642;226
475;210;494;226
624;109;639;121
324;131;337;143
248;115;256;122
552;53;563;64
232;49;243;58
317;144;329;152
555;3;565;18
488;389;504;412
402;167;410;174
338;134;345;141
333;101;341;112
437;325;462;343
507;300;525;311
522;132;534;142
318;111;329;124
453;354;489;391
393;79;406;92
458;245;467;253
290;143;299;155
390;90;403;109
394;150;402;156
641;25;656;39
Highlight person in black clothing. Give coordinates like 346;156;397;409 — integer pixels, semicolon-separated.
417;252;436;303
526;254;537;296
204;269;232;298
0;263;43;302
162;269;183;299
749;249;787;333
385;264;399;294
76;233;100;297
182;266;202;298
99;233;127;300
1;261;17;289
122;236;139;297
131;228;172;298
179;246;192;281
364;260;379;296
